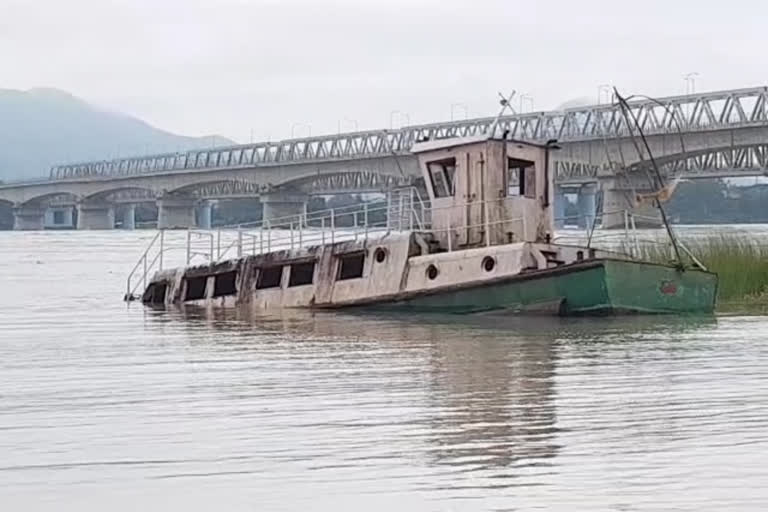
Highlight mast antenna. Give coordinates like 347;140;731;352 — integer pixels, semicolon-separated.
486;91;517;139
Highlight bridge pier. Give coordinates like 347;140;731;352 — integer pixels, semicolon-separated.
157;196;196;229
601;183;662;229
261;192;308;227
554;186;567;229
196;201;213;229
13;205;46;230
44;206;75;229
120;205;136;230
576;183;598;229
77;202;115;230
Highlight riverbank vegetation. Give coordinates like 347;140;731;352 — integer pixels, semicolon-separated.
666;181;768;224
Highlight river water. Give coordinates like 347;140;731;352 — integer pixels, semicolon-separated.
1;229;767;511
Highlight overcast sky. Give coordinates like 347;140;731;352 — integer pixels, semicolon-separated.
2;0;766;142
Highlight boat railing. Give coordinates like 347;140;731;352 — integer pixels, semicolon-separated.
125;230;165;301
214;195;529;260
552;209;707;269
124;189;426;300
554;208;651;256
418;216;526;252
125;188;691;300
181;194;515;263
213;204;410;262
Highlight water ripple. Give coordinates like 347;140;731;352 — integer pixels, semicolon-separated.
1;230;767;511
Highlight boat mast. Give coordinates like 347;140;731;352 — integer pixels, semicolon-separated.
613;88;684;267
486;91;517;139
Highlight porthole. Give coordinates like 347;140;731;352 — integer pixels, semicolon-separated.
374;247;387;263
426;264;439;280
482;256;496;272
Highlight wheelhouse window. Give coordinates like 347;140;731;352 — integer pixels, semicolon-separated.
337;252;365;281
147;282;168;304
212;271;237;297
427;158;456;198
256;266;283;289
184;276;207;301
288;261;315;287
507;158;536;198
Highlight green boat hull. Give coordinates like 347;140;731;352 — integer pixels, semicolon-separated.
359;259;718;316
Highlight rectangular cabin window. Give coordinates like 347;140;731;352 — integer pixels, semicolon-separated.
288;261;315;287
147;282;168;304
256;266;283;289
507;158;536;199
213;271;237;297
337;252;365;281
184;276;207;301
427;158;456;198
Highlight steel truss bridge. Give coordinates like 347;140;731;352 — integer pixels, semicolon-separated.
554;143;768;183
27;171;415;207
186;172;414;198
45;86;768;182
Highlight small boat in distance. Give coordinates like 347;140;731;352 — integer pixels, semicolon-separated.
135;133;717;316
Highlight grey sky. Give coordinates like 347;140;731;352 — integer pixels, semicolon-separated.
2;0;766;142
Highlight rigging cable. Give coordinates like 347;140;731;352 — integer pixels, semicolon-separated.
590;91;690;252
613;88;684;268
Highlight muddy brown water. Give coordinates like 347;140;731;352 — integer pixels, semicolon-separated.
1;229;767;511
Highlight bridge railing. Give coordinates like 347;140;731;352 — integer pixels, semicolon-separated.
54;86;768;181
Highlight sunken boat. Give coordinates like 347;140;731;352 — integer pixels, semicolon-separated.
132;133;717;316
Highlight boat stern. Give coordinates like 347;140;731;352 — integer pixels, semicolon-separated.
596;259;718;315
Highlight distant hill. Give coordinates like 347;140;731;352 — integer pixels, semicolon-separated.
0;88;234;181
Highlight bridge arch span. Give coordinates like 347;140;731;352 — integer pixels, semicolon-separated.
18;191;80;208
166;179;269;199
626;142;768;177
80;186;158;204
271;169;415;195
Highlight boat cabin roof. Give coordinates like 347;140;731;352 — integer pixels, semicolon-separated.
410;135;551;154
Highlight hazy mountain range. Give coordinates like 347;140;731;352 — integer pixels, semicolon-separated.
0;88;233;181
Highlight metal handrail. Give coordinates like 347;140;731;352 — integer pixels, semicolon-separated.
227;188;425;230
128;250;163;298
126;189;705;300
125;230;164;300
125;189;432;298
123;193;534;298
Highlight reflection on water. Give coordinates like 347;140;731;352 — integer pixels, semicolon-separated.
165;308;565;475
424;325;559;473
1;230;767;511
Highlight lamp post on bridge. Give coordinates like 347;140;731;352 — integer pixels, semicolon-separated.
597;84;612;105
684;72;699;95
291;123;312;138
519;94;534;113
389;110;410;129
683;73;700;122
337;118;359;134
450;103;469;121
